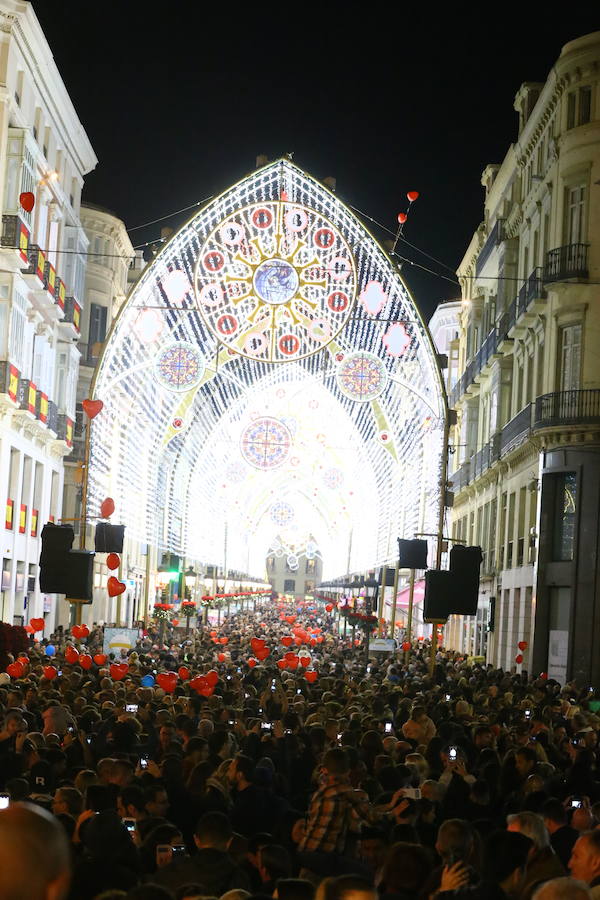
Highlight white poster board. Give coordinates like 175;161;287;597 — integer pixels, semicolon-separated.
103;627;138;656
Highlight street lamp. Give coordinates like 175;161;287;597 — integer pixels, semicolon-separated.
363;573;379;662
182;565;198;635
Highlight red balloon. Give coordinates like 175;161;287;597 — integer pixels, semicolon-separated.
402;641;411;652
157;672;178;693
219;637;228;645
16;656;29;666
281;636;293;647
248;658;257;667
305;671;318;683
515;654;524;665
106;553;120;570
190;675;208;694
288;656;299;669
277;659;288;669
6;661;24;678
256;647;270;661
19;191;35;213
93;654;107;666
80;654;93;670
100;497;115;518
325;604;333;612
217;652;226;662
251;637;265;654
71;624;89;639
65;647;79;665
407;191;419;202
30;618;45;632
540;672;548;680
206;669;219;686
300;656;311;667
24;624;34;634
210;630;217;637
107;576;126;597
397;212;408;224
43;665;58;680
317;636;324;643
110;663;128;681
518;641;528;651
82;398;103;419
178;666;190;681
171;619;179;627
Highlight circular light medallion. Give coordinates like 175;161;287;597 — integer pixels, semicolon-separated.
336;351;388;402
195;201;357;362
239;416;292;470
323;467;344;489
270;500;295;527
154;341;205;392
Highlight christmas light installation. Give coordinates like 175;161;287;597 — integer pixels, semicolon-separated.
87;159;445;580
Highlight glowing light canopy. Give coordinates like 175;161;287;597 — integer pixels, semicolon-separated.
88;159;445;580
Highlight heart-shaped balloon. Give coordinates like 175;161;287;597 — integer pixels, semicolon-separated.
325;604;333;612
171;619;179;627
19;190;35;212
30;618;45;632
71;624;90;639
157;672;178;693
248;658;257;667
100;497;115;518
6;661;24;678
407;190;419;202
24;624;34;634
294;636;304;645
106;553;120;570
206;669;219;686
210;630;217;637
65;647;80;665
285;616;296;624
518;640;528;651
93;654;107;666
251;637;265;654
17;656;29;666
82;398;104;419
110;663;128;681
43;665;58;680
190;675;208;694
256;648;270;661
199;685;214;698
317;636;324;643
281;636;293;647
277;659;288;669
178;666;190;681
219;637;228;645
217;653;226;662
80;654;93;670
288;656;299;669
305;670;318;683
300;656;311;667
402;641;411;651
107;576;126;597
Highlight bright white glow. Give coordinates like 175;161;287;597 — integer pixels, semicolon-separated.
88;160;445;580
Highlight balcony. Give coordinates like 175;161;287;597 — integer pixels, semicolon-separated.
534;389;600;428
59;296;81;335
543;243;588;283
500;404;532;455
517;267;546;316
450;460;470;491
476;219;505;277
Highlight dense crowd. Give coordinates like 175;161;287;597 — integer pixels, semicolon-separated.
2;600;600;900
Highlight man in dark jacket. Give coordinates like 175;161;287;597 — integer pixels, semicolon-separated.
540;798;579;869
154;811;250;895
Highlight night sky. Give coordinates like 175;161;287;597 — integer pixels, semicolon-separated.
32;4;600;320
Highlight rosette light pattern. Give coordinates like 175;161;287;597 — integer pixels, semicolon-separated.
88;159;445;580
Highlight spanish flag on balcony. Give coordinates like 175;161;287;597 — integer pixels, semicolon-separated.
55;278;65;311
73;301;81;332
5;498;13;530
19;504;26;534
65;417;73;447
8;365;18;403
38;392;48;423
31;508;38;537
18;220;29;265
44;261;56;297
27;381;36;414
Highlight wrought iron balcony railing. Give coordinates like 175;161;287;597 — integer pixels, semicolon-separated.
543;243;588;283
534;390;600;428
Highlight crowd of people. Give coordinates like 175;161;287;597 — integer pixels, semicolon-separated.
2;599;600;900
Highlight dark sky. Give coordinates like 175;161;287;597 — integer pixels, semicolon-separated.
31;3;599;319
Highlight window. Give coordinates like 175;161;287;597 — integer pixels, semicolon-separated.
88;303;107;351
567;87;592;130
553;472;577;561
283;579;295;593
566;186;586;244
559;324;582;392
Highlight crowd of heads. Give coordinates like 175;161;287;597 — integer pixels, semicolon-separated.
1;599;600;900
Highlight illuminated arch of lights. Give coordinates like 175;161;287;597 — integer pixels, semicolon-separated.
88;159;445;579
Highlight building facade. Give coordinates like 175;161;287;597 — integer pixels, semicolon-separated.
0;1;96;627
266;538;323;598
445;31;600;685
